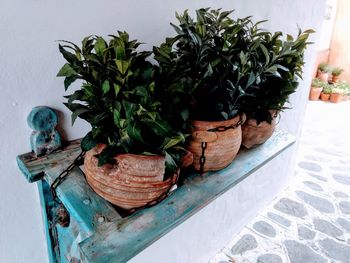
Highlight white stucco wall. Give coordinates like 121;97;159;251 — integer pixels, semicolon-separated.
318;0;338;51
0;0;325;262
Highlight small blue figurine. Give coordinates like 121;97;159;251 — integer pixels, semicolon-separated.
27;106;62;156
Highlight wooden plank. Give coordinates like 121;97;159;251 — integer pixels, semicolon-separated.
79;130;295;263
37;180;59;263
16;140;81;183
44;166;121;236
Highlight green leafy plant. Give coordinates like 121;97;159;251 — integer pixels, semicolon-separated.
322;84;332;94
241;28;314;124
154;8;259;121
318;63;331;73
333;81;350;94
311;78;326;88
57;32;187;173
331;67;344;76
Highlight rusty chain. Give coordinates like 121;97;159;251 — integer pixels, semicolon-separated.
50;151;85;202
199;116;244;174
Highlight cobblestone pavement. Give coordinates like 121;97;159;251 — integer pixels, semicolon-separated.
210;101;350;263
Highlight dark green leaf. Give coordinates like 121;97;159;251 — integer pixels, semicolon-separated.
81;132;98;151
64;75;79;90
94;37;107;55
102;80;110;93
57;63;77;77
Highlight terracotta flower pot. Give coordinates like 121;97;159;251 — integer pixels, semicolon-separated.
186;114;245;173
317;71;329;82
84;144;188;210
320;92;330;101
309;87;322;100
332;75;340;83
330;93;343;103
241;111;278;149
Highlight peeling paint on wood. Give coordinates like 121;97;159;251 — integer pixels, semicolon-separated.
79;130;295;263
16;139;81;182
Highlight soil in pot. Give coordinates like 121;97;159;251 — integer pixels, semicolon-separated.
320;92;330;101
330;93;343;103
186;114;244;173
241;111;278;149
309;87;322;100
84;144;181;210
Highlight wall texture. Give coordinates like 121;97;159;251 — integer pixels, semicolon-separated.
329;0;350;82
318;0;338;51
0;0;325;262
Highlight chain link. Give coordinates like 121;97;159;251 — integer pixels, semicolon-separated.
50;151;85;202
198;116;244;174
125;169;180;215
199;142;207;174
207;119;243;133
50;150;179;215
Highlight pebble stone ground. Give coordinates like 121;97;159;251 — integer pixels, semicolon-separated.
210;101;350;263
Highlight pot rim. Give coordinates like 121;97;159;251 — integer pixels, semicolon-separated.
92;144;165;160
190;113;245;130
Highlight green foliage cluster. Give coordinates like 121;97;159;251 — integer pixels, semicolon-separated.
57;32;187;172
57;8;313;169
241;28;314;124
154;8;258;121
333;81;350;94
322;84;332;94
155;8;313;124
318;63;331;73
331;67;344;76
311;78;327;88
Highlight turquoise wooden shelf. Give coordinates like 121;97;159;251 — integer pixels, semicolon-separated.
17;130;295;263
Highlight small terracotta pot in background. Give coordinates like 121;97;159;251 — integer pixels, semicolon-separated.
330;93;343;103
320;92;330;101
186;114;245;173
309;87;322;101
317;71;329;82
241;111;278;149
332;75;340;83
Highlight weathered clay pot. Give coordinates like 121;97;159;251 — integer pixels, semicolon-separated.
186;114;244;173
309;87;322;100
241;112;278;149
320;92;330;101
332;75;340;83
317;71;329;82
330;93;343;103
84;144;183;210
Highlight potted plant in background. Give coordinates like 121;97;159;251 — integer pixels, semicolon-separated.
335;81;350;101
331;67;344;83
320;83;332;101
241;28;313;148
309;78;324;100
154;8;254;173
329;84;345;103
343;83;350;100
57;32;191;210
317;63;331;82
